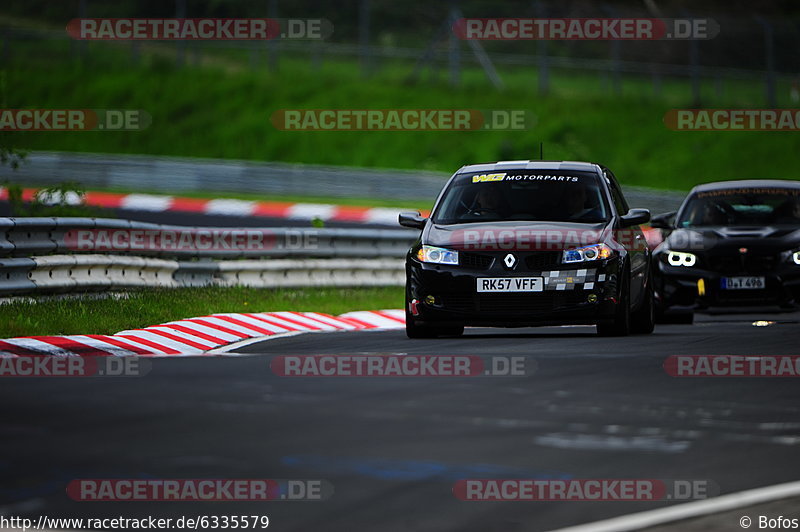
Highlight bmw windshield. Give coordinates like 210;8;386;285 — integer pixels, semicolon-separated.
677;187;800;227
431;170;611;225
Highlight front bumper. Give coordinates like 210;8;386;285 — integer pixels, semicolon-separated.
655;261;800;308
405;256;623;327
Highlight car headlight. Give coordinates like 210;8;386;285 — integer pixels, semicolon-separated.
667;250;697;267
562;243;613;264
793;251;800;265
417;245;459;265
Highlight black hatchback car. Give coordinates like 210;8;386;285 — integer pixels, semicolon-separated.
399;161;654;338
651;180;800;313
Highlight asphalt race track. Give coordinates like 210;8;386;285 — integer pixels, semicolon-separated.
2;311;800;531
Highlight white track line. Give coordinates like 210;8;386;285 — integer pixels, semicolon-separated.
207;331;304;354
548;480;800;532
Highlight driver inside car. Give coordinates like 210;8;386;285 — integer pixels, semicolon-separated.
563;183;603;221
470;186;510;218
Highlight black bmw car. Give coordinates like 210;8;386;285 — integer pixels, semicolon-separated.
651;180;800;314
398;160;654;338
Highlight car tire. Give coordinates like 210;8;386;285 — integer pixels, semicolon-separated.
631;278;656;335
597;269;631;337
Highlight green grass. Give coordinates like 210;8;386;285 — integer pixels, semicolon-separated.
0;286;403;337
3;36;799;193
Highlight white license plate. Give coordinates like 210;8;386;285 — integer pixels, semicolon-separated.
721;276;765;290
477;277;543;293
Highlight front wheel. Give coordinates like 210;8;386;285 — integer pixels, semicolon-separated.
597;271;631;337
631;279;655;335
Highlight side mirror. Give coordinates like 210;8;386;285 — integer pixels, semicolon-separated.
620;208;651;228
649;211;677;230
399;211;427;230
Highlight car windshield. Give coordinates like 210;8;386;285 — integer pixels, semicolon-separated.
432;170;610;224
677;187;800;227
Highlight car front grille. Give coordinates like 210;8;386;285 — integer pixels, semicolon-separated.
524;251;562;270
706;254;777;274
460;252;493;270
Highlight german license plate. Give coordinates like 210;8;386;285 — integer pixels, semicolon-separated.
720;276;765;290
477;277;543;293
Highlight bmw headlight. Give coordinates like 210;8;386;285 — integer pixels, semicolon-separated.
667;250;697;267
562;243;613;264
793;251;800;265
417;245;459;265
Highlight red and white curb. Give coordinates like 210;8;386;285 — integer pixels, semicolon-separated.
0;187;429;226
0;309;405;357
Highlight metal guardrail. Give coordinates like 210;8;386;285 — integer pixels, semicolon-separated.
27;255;179;292
0;217;415;295
0;258;37;294
1;255;404;295
0;217;417;259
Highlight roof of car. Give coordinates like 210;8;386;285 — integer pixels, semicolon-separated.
691;180;800;193
457;160;601;174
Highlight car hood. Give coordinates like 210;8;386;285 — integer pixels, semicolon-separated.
661;226;800;254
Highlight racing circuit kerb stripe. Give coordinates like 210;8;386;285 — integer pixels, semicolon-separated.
0;187;430;225
0;310;406;358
